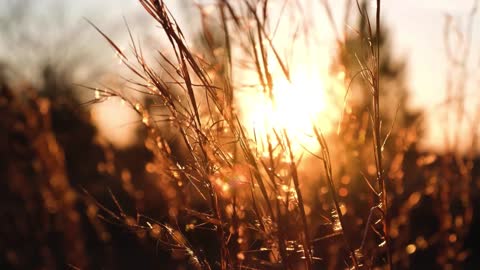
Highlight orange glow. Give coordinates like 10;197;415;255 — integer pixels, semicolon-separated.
239;67;343;155
406;244;417;254
339;187;349;197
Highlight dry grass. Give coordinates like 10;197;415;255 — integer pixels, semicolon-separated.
2;0;480;270
85;0;396;269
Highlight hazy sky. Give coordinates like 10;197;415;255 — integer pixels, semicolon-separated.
382;0;479;151
2;0;478;151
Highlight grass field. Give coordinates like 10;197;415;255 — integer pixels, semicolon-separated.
1;0;480;269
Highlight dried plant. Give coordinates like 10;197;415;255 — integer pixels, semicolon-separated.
3;0;480;269
86;0;397;269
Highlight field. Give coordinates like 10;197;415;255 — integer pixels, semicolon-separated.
1;0;480;269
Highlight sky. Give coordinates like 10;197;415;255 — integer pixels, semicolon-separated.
1;0;478;152
382;0;479;151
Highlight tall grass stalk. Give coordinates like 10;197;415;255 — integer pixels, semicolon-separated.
89;0;393;269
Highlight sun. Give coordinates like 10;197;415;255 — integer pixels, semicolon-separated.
239;69;338;156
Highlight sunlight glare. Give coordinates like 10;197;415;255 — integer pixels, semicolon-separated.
240;69;336;155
